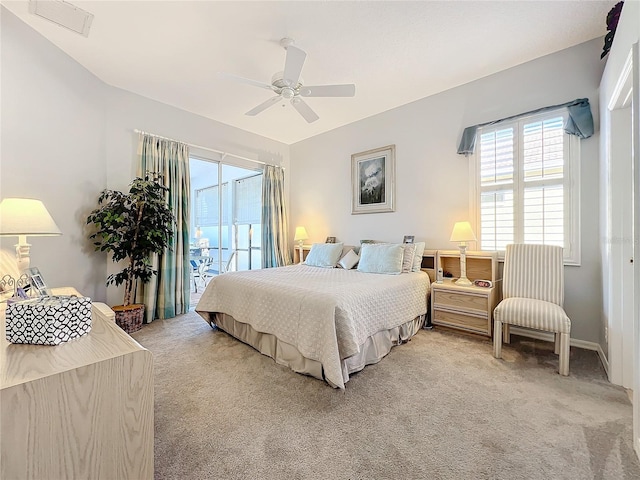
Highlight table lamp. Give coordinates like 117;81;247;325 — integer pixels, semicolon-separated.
294;226;308;264
0;198;62;271
450;221;476;286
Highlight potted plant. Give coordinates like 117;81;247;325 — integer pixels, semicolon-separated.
86;173;174;333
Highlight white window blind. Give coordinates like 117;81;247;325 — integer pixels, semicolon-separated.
480;189;514;251
474;110;580;264
522;116;564;247
195;183;229;226
234;174;262;225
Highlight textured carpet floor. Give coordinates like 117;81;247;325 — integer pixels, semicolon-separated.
131;312;640;480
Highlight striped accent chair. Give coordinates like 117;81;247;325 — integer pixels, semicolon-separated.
493;244;571;375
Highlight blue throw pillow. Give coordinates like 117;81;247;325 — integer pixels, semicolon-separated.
305;243;344;268
357;243;404;275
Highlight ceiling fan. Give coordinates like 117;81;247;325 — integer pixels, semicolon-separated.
219;38;356;123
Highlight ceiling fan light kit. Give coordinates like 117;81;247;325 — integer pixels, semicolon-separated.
220;38;356;123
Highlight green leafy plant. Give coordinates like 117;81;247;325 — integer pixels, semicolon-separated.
87;173;174;306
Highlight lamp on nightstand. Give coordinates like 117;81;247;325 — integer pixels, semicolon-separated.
0;198;62;271
450;221;476;286
294;226;308;264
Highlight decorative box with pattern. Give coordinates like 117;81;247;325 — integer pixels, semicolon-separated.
5;295;92;345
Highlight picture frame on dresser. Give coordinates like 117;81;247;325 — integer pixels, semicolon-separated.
28;267;49;296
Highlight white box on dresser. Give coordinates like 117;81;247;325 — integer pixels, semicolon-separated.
0;287;153;480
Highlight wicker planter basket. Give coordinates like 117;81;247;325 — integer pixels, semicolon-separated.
112;304;145;333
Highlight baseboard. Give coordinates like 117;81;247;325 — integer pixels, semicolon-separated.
596;344;610;378
509;326;609;375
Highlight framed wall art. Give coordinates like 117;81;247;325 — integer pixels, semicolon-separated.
351;144;395;214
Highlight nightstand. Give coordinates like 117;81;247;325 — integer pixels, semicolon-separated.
293;245;312;264
431;279;499;336
431;250;501;337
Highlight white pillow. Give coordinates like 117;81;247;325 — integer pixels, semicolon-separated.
341;244;360;256
412;242;426;272
402;243;417;273
338;249;359;269
305;242;344;268
357;243;404;275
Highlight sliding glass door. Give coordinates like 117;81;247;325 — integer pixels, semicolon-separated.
189;157;262;298
233;172;262;271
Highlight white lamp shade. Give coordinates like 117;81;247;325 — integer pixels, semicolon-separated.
450;221;476;243
0;198;62;236
294;226;309;242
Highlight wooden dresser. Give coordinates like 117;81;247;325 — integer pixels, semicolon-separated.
0;288;154;479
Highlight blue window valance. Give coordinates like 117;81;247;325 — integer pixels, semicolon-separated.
457;98;594;156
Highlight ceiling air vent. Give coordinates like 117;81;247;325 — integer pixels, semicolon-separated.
28;0;94;37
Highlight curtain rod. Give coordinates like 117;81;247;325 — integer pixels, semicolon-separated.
134;129;281;168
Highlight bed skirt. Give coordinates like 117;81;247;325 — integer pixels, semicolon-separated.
201;312;425;388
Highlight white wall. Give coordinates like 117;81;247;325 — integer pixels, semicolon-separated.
1;8;290;306
0;7;107;300
290;38;605;344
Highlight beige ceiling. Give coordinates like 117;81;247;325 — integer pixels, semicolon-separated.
3;1;612;144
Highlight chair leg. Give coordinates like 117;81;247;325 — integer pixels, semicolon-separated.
503;323;511;344
558;333;570;376
554;333;560;355
493;320;503;359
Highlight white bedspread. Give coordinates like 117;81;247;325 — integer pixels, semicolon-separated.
196;265;429;389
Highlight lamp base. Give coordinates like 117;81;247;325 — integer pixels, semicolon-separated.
297;242;304;265
15;236;31;272
456;244;472;287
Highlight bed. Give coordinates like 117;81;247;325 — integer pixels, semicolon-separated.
196;259;430;389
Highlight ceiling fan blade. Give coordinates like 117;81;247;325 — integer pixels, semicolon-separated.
217;72;274;91
245;96;282;116
300;84;356;97
283;45;306;87
291;98;319;123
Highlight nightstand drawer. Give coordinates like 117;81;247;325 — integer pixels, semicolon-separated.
433;309;490;335
433;290;487;313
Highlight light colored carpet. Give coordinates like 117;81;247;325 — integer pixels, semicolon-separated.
131;312;640;480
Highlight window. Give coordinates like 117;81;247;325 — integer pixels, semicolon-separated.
234;174;262;225
473;109;580;264
194;183;229;227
